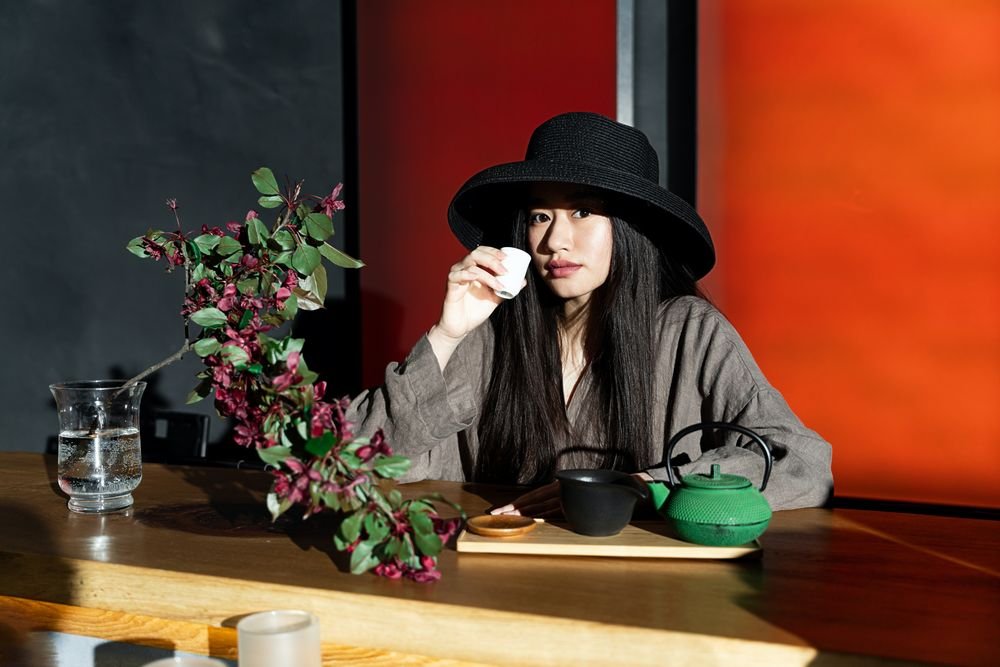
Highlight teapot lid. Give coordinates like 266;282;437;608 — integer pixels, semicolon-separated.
682;464;751;490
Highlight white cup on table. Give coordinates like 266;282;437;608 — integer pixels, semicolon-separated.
237;610;321;667
141;657;228;666
494;247;531;299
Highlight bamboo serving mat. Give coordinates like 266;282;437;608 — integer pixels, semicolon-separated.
457;520;761;559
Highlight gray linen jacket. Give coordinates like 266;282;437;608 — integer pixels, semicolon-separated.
348;296;833;511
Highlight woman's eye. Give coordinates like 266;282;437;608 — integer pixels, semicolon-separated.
573;209;592;219
529;212;550;224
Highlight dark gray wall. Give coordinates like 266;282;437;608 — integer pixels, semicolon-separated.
0;1;346;452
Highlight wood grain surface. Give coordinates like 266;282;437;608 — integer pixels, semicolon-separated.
457;521;761;558
1;453;998;666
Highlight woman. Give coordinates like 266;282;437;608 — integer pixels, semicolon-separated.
350;112;832;515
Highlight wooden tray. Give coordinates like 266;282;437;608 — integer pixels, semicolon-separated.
457;520;761;559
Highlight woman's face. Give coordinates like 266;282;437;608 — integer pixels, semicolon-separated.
526;183;613;309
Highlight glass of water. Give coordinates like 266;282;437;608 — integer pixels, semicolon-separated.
49;380;146;513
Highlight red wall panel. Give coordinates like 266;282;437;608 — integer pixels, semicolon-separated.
356;0;616;389
699;0;1000;507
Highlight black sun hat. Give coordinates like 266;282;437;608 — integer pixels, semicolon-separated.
447;111;715;280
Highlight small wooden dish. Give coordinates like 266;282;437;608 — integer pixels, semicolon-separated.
466;514;538;538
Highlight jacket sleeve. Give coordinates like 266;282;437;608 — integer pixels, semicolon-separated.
345;326;487;482
650;304;833;511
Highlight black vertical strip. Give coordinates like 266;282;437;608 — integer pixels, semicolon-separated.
339;0;362;395
666;0;698;205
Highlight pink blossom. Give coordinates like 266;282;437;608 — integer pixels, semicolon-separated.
201;224;225;237
245;210;259;221
320;183;346;217
409;561;441;583
356;430;391;462
374;560;403;580
271;351;302;392
165;198;178;211
141;238;166;260
433;517;461;544
226;221;242;233
311;400;334;437
217;283;239;312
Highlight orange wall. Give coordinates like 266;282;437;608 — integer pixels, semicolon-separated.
356;1;616;387
698;1;1000;507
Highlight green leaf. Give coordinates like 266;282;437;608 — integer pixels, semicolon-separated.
246;363;263;375
414;531;442;557
126;236;147;258
257;445;292;466
349;539;379;575
291;244;321;276
373;455;411;479
258;195;283;209
304;213;334;241
364;513;390;542
191;264;210;282
237;277;258;294
279;292;298;319
251;167;280;195
216;236;242;257
296;204;311;220
247;218;269;245
305;431;336;458
409;508;434;534
410;509;442;557
339;510;364;543
237;309;253;330
295;265;327;311
193;234;222;254
186;240;203;265
398;533;415;563
220;344;249;366
185;378;213;404
320;242;364;269
190;307;228;328
192;338;222;357
266;492;292;521
321;492;342;512
271;230;295;250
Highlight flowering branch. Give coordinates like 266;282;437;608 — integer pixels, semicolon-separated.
127;167;464;581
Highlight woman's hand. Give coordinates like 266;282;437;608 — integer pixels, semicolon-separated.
489;480;562;519
428;246;524;369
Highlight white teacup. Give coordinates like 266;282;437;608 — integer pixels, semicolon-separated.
494;247;531;299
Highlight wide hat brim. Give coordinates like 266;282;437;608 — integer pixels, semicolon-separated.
448;159;716;280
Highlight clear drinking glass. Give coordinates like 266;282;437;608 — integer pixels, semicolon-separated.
49;380;146;513
237;610;321;667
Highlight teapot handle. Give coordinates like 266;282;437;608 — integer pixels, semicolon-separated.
656;422;773;491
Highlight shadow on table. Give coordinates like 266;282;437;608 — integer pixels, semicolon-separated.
0;503;76;666
730;511;1000;666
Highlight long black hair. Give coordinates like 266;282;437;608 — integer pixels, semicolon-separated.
474;210;705;484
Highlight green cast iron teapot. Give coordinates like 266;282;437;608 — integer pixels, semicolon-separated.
647;422;774;547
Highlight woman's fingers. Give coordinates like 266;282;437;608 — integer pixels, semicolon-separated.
461;246;508;277
447;265;505;293
489;480;561;517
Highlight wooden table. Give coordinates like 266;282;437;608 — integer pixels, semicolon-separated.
0;453;997;666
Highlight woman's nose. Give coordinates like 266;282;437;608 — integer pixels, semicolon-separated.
543;211;574;252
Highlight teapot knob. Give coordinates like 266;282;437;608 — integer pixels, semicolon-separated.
656;422;773;491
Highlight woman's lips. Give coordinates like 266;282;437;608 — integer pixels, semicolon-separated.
546;262;582;278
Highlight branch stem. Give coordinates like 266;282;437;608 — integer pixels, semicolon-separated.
119;341;192;393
